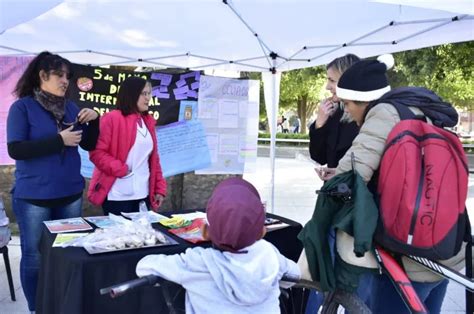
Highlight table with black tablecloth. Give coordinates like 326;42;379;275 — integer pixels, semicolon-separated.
36;211;303;314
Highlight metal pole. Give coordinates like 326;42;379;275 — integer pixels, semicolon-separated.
269;57;277;213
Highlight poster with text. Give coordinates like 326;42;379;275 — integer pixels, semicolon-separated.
196;75;259;174
157;120;211;177
69;64;200;126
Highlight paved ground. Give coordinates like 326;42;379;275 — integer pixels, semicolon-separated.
1;156;472;313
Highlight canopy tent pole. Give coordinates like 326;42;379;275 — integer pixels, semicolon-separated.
262;54;281;213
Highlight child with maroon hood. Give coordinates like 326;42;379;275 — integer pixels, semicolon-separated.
136;178;300;313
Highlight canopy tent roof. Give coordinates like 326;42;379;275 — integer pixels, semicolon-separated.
1;0;473;72
0;0;62;35
1;0;472;213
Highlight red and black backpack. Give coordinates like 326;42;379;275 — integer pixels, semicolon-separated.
374;100;469;260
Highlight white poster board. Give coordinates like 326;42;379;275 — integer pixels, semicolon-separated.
196;75;259;174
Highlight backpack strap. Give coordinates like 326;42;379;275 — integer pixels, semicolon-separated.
388;102;416;121
364;100;416;122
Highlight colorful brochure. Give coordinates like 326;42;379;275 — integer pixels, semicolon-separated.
168;218;207;244
121;211;168;223
84;216;121;229
52;232;89;247
44;217;93;233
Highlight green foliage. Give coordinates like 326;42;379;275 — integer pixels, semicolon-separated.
258;132;309;147
393;42;474;109
279;67;327;133
258;132;309;140
245;43;474;136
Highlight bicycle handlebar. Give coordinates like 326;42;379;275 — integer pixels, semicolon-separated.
102;274;322;298
100;275;161;298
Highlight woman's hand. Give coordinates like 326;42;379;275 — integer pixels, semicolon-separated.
59;125;82;146
315;166;336;181
315;99;337;128
152;194;165;212
78;108;99;124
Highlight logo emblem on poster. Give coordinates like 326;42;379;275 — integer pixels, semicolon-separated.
77;77;93;92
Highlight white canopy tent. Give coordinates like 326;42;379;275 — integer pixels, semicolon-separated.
1;0;473;212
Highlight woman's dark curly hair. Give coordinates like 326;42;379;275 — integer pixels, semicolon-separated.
14;51;73;98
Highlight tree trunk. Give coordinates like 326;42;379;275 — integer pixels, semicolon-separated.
296;95;318;135
297;96;307;134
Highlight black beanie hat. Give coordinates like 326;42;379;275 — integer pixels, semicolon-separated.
336;54;394;102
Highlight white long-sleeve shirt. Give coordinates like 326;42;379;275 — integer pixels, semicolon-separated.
108;119;152;200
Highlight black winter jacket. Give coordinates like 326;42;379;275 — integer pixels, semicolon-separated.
309;106;359;168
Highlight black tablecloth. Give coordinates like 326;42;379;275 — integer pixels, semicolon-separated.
36;211;302;314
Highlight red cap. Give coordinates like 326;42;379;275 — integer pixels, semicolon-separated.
206;178;265;253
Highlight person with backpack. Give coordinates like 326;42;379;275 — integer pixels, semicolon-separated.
305;53;362;313
330;54;466;314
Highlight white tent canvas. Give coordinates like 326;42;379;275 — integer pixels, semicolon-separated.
1;0;472;71
1;0;473;211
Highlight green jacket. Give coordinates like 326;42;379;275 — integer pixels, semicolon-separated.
298;170;378;292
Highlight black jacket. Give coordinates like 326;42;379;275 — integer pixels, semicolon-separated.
309;106;359;168
366;87;458;127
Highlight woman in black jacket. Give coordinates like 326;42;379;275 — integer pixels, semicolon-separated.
309;54;360;180
305;54;361;314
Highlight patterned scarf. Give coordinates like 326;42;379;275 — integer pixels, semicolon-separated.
34;88;66;121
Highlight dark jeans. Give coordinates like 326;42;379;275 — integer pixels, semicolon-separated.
12;197;82;311
367;273;448;314
102;197;150;215
304;229;374;314
305;229;336;313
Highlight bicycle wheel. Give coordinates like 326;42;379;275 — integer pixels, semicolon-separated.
284;279;371;314
321;289;371;314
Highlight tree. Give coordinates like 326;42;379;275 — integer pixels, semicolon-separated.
279;67;327;134
392;42;474;110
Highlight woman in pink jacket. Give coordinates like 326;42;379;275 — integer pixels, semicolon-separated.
88;76;166;214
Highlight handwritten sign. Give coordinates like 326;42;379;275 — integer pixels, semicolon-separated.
196;75;259;174
157;120;211;177
78;148;94;179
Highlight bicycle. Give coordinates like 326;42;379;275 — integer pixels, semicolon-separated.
100;273;371;314
100;183;473;313
314;183;474;314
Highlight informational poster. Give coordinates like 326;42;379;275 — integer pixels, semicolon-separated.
0;56;34;165
69;64;200;126
196;75;259;174
80;120;211;179
156;120;211;177
78;148;94;179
